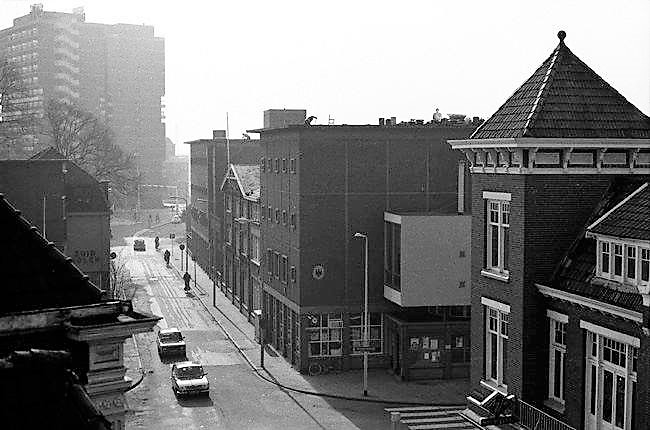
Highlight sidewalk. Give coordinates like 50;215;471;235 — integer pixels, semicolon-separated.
169;258;469;408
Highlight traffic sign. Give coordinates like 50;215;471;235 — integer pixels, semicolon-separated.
179;244;185;250
356;345;374;352
170;233;176;239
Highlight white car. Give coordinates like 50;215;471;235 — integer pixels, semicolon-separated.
157;328;186;357
172;214;181;224
171;361;209;397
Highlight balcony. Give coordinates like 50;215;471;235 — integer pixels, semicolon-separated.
383;211;470;307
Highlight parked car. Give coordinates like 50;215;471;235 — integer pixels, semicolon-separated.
171;361;209;397
157;327;186;357
172;214;181;224
133;239;146;251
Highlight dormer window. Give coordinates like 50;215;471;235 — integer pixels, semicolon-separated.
597;238;650;286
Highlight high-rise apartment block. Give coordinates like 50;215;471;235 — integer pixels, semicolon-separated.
0;4;165;185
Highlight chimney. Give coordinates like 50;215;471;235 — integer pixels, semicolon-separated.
379;118;385;126
457;161;466;214
390;116;397;125
213;130;226;140
385;118;392;126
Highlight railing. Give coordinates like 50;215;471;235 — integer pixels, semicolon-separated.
516;399;575;430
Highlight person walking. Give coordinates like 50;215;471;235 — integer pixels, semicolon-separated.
183;271;191;291
163;249;170;267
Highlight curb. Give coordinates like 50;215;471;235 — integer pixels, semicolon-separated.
166;260;461;407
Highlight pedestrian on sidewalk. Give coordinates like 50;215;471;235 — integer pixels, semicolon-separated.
164;249;170;267
183;271;191;291
155;213;160;224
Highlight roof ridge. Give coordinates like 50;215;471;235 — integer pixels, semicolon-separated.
522;41;564;137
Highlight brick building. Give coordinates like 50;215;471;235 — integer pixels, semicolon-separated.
185;132;261;283
449;31;650;429
251;110;478;374
0;149;111;288
220;164;262;324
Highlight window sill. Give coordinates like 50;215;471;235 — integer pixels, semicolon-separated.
544;398;565;414
481;269;510;282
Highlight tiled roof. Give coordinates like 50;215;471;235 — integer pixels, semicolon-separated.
0;193;104;313
589;183;650;241
550;178;649;311
232;165;260;200
471;31;650;139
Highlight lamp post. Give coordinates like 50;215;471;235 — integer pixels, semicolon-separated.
354;232;369;397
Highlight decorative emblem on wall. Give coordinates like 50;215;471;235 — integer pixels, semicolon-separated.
312;264;325;280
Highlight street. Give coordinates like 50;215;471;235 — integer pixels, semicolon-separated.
115;224;358;429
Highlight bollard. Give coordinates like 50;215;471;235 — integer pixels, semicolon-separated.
390;412;401;430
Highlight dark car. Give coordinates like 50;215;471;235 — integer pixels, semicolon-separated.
133;239;146;251
157;327;186;357
171;361;209;397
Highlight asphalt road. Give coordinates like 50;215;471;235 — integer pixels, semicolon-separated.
116;233;338;429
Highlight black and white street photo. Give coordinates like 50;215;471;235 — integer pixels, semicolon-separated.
1;1;649;429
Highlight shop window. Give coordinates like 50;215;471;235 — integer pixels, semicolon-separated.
307;313;343;357
349;313;383;355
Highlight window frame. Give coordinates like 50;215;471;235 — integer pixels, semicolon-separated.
596;238;650;288
548;317;567;405
485;305;509;389
485;198;510;278
349;312;383;355
307;313;343;357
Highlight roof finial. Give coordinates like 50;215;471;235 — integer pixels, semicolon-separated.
557;30;566;42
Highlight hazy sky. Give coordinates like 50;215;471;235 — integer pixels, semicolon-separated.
2;0;649;155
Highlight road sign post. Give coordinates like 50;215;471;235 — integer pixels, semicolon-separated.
180;244;185;271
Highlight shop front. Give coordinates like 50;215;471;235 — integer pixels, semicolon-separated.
385;310;470;381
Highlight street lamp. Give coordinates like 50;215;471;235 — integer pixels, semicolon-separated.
354;232;369;397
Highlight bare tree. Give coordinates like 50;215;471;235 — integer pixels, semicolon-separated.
44;99;140;197
109;253;137;300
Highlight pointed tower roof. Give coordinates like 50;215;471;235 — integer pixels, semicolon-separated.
471;31;650;140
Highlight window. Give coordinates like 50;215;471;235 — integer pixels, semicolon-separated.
225;193;232;211
486;199;510;276
241;226;248;255
597;239;650;287
626;247;636;281
290;158;296;174
452;335;470;363
251;204;259;222
290;266;296;283
613;244;623;277
273;252;280;279
601;242;610;274
384;221;401;290
226;221;232;244
260;157;265;172
282;210;288;226
267;206;272;221
250;230;260;263
266;249;272;275
275;208;280;224
267;158;272;171
290;213;296;230
307;313;343;357
275;158;279;173
485;306;509;387
350;313;383;354
282;158;287;172
281;255;288;283
548;318;567;404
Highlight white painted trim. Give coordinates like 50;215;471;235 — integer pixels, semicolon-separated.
480;269;510;282
536;283;643;323
587;183;648;231
547;310;569;323
579;320;640;348
383;285;402;306
481;297;511;313
482;191;512;201
585;233;650;247
470;167;650;175
384;212;402;224
448;138;650;149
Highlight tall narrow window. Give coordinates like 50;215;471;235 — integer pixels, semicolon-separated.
486;200;510;275
548;317;567;404
600;241;610;274
626;246;636;280
613;244;623;277
485;306;509;387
